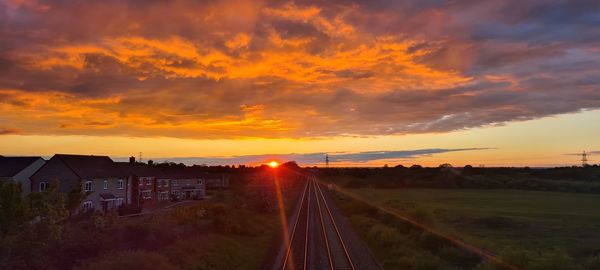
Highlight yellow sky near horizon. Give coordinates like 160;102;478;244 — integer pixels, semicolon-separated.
2;109;598;167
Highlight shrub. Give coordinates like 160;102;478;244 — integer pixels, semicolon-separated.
75;250;178;270
438;246;481;268
366;223;401;246
584;255;600;270
499;247;533;268
418;231;446;251
117;204;142;216
529;248;579;270
411;207;436;227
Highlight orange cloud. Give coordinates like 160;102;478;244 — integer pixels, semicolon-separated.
1;0;599;141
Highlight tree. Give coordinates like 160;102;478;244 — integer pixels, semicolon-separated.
0;181;26;234
28;181;69;240
66;183;89;217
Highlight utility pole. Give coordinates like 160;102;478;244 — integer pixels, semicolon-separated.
582;151;589;167
139;152;143;163
325;154;329;168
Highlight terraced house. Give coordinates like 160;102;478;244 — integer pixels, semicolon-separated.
117;157;171;207
163;167;206;200
0;156;45;197
30;154;129;212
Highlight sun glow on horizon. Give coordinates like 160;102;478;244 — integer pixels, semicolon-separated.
269;161;280;168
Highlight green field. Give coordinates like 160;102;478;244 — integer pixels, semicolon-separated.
342;188;600;268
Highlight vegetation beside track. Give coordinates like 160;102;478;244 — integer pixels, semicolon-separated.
329;186;600;269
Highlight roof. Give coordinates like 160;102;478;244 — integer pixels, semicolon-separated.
99;193;116;200
161;167;206;179
54;154;125;179
116;162;168;178
181;186;201;190
202;172;228;180
0;156;44;177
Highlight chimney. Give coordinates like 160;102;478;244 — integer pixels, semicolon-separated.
129;156;136;163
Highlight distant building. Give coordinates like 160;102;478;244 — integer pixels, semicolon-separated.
203;173;230;189
30;154;128;212
0;156;46;197
117;158;171;207
163;168;206;200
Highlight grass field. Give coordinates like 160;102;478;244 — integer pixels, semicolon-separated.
340;188;600;268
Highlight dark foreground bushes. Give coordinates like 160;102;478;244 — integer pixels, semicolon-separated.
321;166;600;193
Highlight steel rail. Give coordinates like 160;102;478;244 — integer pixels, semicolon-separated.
281;180;310;270
302;180;312;270
313;178;335;270
315;179;356;270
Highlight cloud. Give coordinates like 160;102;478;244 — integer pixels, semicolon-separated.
128;148;491;166
0;127;19;135
0;0;599;139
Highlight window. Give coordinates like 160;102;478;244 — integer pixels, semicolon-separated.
115;198;124;207
117;180;124;189
172;180;178;186
82;201;93;212
197;179;203;185
84;181;93;192
39;182;49;191
138;178;142;186
141;190;152;199
103;180;108;190
146;178;152;185
164;180;169;187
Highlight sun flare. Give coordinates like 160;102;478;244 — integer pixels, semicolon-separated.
269;161;279;168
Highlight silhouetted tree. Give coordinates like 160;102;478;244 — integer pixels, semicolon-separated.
0;181;26;234
28;181;69;239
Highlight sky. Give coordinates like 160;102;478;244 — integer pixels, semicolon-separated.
0;0;599;166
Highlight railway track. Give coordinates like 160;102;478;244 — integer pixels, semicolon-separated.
280;177;356;270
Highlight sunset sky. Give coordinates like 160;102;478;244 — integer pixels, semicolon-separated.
1;0;599;166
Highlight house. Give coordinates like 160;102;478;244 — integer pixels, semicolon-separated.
30;154;128;212
0;156;46;197
117;157;171;207
163;167;206;200
202;173;230;189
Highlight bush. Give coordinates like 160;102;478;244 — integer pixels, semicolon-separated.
438;246;481;268
418;231;446;251
411;207;436;227
499;247;533;268
366;223;401;246
75;250;178;270
529;248;579;270
117;204;142;215
584;255;600;270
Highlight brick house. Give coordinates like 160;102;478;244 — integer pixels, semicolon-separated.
117;158;171;207
0;156;45;197
30;154;129;212
163;167;205;200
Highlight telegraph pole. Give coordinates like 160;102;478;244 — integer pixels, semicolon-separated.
325;154;329;168
582;151;589;167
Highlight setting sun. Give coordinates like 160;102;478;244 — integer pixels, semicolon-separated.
269;161;279;168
